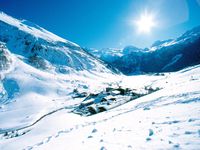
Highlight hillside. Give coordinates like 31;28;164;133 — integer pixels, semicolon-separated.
0;12;200;150
86;26;200;74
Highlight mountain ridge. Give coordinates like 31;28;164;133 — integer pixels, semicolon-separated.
0;12;118;75
0;11;200;150
86;25;200;74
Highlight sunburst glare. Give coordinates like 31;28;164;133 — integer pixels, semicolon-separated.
135;11;156;34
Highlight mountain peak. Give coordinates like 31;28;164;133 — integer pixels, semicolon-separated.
0;12;115;75
178;25;200;40
0;12;71;44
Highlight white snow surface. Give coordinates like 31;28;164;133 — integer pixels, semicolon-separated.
0;12;200;150
0;12;70;44
162;54;183;71
0;64;200;150
0;12;114;74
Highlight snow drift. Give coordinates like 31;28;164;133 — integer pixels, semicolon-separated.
0;12;200;150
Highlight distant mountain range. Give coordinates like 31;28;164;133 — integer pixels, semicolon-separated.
2;11;199;76
86;26;200;74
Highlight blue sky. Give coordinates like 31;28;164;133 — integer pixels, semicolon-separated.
0;0;200;49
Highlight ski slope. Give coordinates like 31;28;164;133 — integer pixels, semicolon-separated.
0;12;200;150
0;65;200;150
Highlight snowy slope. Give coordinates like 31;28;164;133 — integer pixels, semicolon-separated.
0;65;199;150
0;12;200;150
0;42;119;129
0;12;115;74
85;48;123;62
0;12;119;137
86;26;200;75
0;42;12;72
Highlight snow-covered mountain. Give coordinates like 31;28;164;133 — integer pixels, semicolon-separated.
86;26;200;74
0;12;119;135
0;12;200;150
0;12;115;74
0;42;12;72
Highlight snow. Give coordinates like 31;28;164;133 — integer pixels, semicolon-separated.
0;12;73;44
0;64;200;150
0;12;200;150
0;52;118;129
0;12;115;75
149;40;178;51
162;54;183;70
87;25;200;75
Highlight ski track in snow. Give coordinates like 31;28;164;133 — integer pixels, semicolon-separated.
22;90;200;150
0;105;75;134
0;68;199;150
0;12;200;150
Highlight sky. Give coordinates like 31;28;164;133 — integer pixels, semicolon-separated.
0;0;200;49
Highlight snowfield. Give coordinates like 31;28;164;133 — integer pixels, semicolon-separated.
0;12;200;150
0;64;200;150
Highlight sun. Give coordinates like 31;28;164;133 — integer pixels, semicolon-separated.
135;11;156;34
